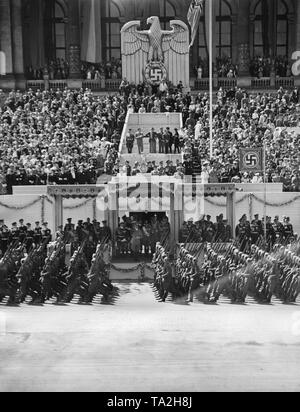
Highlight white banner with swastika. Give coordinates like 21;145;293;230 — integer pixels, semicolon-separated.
239;148;263;173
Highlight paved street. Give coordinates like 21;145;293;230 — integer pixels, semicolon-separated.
0;282;300;392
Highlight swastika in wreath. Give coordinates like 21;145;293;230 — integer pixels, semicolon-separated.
243;153;260;168
240;148;263;172
144;61;168;85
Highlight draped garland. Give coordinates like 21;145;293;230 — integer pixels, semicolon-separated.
1;193;300;220
64;198;93;210
251;194;300;207
203;194;300;208
110;263;154;280
205;194;250;207
0;197;42;210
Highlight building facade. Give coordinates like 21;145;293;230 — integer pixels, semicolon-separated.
0;0;300;88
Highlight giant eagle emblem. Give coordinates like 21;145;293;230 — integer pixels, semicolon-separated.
121;16;189;63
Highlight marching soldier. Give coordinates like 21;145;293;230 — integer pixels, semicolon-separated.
99;221;111;242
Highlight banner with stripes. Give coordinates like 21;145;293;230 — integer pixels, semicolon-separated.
187;0;204;48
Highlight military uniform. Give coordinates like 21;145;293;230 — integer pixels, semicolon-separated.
99;222;112;242
126;131;135;154
283;219;294;241
42;224;52;244
25;226;35;251
34;223;42;245
11;224;20;243
0;228;10;254
250;221;261;244
18;222;27;243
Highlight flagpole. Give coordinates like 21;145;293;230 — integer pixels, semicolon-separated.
209;0;213;159
263;142;267;249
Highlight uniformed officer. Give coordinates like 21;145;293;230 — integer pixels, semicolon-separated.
273;216;284;241
64;218;76;243
25;223;35;251
0;225;10;254
76;220;84;242
283;217;294;241
223;219;232;242
126;129;135;154
34;221;42;245
157;127;165;154
204;215;216;242
235;215;250;251
215;214;226;242
11;222;20;243
42;222;52;244
19;219;27;243
116;222;129;255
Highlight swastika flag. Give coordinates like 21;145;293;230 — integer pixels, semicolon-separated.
239;148;264;173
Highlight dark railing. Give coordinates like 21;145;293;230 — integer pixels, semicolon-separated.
251;78;271;89
105;79;122;91
275;77;295;88
82;79;104;91
194;79;209;90
24;77;296;92
218;78;237;89
49;80;68;90
26;80;45;91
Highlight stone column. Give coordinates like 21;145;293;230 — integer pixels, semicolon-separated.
236;0;251;76
0;0;13;75
68;0;81;78
54;195;63;231
227;192;236;240
295;0;300;52
11;0;25;88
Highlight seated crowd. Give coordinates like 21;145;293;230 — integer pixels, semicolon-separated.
1;83;300;192
0;88;127;193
